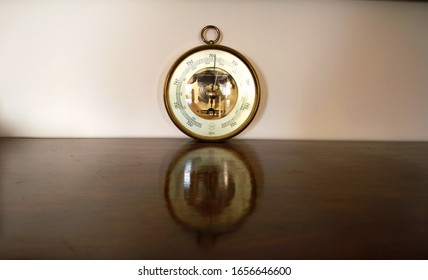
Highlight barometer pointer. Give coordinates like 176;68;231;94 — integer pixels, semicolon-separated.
207;54;218;115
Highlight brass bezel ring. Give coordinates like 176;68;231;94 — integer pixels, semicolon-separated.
200;25;221;45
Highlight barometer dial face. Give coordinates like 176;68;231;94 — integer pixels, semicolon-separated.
164;27;260;141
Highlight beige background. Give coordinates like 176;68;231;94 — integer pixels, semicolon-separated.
0;0;427;140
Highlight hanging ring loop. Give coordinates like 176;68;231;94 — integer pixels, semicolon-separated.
201;25;221;45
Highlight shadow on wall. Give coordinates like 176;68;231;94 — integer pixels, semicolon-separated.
0;126;11;138
0;108;12;137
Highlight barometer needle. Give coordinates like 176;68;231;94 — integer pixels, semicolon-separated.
206;54;219;116
213;54;218;87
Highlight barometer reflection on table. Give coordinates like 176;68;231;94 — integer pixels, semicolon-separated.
164;143;259;246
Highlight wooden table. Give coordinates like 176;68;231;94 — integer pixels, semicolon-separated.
0;138;427;259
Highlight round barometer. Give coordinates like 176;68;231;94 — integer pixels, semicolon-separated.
164;25;261;141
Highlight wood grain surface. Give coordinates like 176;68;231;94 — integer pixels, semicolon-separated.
0;138;427;259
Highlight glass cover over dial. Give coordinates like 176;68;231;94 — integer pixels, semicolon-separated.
186;67;238;120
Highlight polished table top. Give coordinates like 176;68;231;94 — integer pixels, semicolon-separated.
0;138;427;260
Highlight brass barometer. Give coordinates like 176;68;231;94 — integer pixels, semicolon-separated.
164;25;261;141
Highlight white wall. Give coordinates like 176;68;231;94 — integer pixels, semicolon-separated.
0;0;427;140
